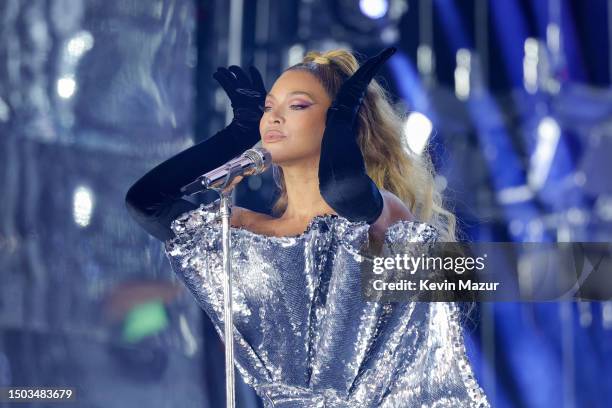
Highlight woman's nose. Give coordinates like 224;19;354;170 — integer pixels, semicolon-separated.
266;107;284;123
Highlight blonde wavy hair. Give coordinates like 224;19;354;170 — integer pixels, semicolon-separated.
272;49;458;242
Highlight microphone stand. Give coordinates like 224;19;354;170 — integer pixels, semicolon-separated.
219;188;235;408
211;174;243;408
180;148;270;408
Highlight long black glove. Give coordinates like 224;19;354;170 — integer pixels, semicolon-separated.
125;66;266;241
318;47;396;224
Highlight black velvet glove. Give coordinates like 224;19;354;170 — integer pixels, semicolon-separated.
125;66;266;242
318;47;396;224
213;66;267;134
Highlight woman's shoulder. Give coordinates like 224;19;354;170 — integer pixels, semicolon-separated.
369;190;414;242
380;190;414;223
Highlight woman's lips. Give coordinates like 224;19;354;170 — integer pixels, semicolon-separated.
263;131;286;143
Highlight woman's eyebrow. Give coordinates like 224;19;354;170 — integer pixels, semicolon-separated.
266;91;315;100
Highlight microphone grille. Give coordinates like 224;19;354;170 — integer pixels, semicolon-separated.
243;147;272;174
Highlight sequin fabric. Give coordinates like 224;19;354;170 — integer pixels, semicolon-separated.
164;201;490;407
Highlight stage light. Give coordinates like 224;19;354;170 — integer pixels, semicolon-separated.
287;43;305;67
527;218;544;240
57;76;76;99
523;38;539;94
595;195;612;221
603;302;612;329
67;31;94;59
497;185;534;204
509;219;524;236
328;0;405;47
546;23;561;56
528;116;560;190
0;97;9;122
417;45;434;78
454;49;471;100
359;0;389;19
567;207;587;225
73;185;94;227
403;112;432;155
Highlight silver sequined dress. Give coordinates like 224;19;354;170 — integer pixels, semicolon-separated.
164;201;490;407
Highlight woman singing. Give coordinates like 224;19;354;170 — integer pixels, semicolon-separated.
125;47;489;407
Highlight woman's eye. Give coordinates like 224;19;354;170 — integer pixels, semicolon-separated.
263;104;309;112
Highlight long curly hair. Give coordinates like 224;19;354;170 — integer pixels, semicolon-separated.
271;49;457;242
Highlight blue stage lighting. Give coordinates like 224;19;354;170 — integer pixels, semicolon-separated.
359;0;389;19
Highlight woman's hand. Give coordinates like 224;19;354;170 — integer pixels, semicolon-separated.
318;47;396;223
213;65;267;132
324;47;396;127
125;66;266;242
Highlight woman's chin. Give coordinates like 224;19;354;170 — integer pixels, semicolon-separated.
269;152;293;166
264;146;321;166
270;154;288;165
262;143;286;161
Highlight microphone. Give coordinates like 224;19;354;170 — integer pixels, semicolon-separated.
180;147;272;194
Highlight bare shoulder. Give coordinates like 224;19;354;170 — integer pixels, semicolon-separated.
370;191;414;242
380;190;414;224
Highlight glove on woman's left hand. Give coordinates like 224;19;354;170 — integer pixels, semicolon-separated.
318;47;396;223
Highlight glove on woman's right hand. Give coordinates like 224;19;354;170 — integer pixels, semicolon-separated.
125;66;266;242
213;66;266;134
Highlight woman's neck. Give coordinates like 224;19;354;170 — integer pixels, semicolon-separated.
279;161;336;222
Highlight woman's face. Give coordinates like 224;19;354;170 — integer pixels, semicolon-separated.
260;70;331;165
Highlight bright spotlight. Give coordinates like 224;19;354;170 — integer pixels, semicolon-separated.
359;0;388;19
537;116;560;140
73;185;94;227
403;112;433;155
528;116;560;190
67;31;94;59
454;49;471;100
57;76;76;99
